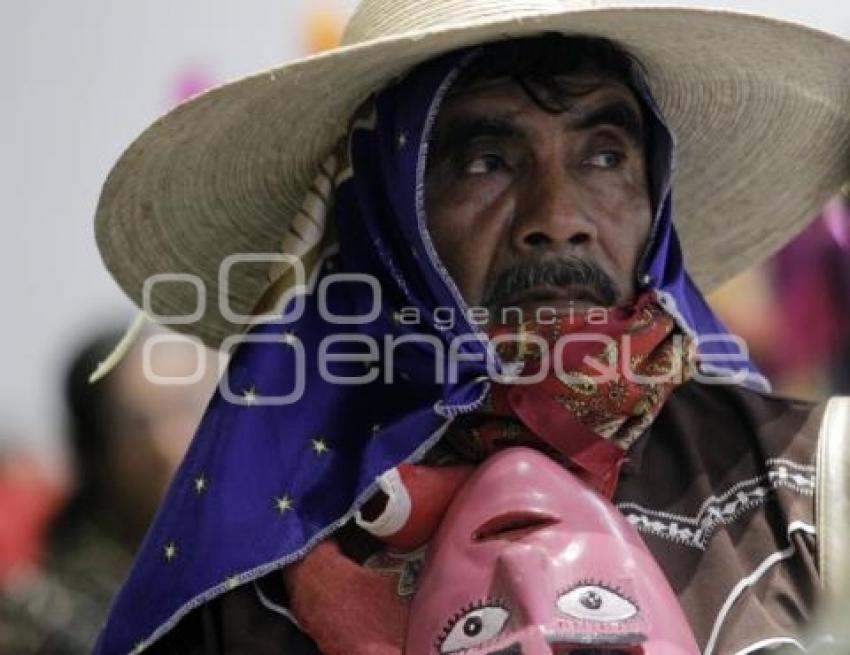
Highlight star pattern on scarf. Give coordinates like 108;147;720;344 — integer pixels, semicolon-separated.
275;494;294;514
311;437;330;455
194;475;208;494
242;385;258;406
163;541;179;563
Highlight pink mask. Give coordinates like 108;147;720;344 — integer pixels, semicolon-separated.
405;447;699;655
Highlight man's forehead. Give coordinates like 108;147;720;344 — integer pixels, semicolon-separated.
446;66;635;99
435;75;644;133
443;75;638;110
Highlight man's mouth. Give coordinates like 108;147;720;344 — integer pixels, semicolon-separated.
499;285;607;313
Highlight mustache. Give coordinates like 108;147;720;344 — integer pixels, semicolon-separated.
484;257;620;310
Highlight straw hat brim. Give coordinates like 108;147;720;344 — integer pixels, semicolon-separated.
95;6;850;348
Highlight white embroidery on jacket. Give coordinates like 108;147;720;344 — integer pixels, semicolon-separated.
617;459;815;549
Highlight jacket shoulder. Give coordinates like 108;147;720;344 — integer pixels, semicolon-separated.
666;380;824;465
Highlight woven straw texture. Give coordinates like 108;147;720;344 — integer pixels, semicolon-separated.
95;0;850;348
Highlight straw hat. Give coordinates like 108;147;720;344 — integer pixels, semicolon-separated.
95;0;850;348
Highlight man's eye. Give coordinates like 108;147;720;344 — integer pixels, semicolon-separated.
584;151;624;169
464;154;505;175
439;604;510;653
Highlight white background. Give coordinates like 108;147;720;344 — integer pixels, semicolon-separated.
1;1;848;457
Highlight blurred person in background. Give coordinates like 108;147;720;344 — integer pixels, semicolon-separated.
711;189;850;401
0;325;218;655
0;442;62;593
770;190;850;397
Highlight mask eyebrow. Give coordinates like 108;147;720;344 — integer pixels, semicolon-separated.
571;100;644;146
430;115;523;162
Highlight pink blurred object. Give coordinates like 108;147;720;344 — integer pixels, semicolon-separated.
771;201;850;376
170;67;216;106
0;454;62;590
407;447;699;655
823;198;850;249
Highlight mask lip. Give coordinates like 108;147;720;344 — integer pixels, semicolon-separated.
544;629;647;651
472;510;560;542
476;628;647;655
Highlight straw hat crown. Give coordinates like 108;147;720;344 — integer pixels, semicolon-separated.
343;0;589;44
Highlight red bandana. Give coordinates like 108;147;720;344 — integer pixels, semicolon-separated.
445;292;694;497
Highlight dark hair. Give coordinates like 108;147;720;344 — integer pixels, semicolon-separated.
451;34;647;117
49;329;125;547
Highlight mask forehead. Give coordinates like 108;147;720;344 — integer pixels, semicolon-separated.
429;447;644;545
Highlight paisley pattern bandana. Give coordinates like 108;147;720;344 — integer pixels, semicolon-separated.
446;292;695;497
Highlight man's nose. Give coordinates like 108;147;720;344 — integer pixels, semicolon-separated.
511;162;596;252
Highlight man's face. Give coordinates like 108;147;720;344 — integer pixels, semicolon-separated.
425;72;652;321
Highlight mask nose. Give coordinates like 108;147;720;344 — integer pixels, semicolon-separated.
493;542;558;624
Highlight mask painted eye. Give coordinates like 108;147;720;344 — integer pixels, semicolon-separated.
556;585;638;622
439;605;511;654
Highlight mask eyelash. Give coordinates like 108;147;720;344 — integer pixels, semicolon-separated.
435;597;509;651
559;578;640;611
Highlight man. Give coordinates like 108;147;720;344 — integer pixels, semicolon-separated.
90;1;850;654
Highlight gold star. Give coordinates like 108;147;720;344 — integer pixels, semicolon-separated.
275;494;294;514
242;385;258;406
225;575;240;591
311;437;330;456
281;331;297;346
194;475;208;494
163;541;178;562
